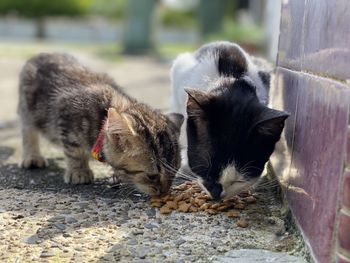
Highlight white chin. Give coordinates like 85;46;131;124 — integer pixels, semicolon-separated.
221;185;248;199
219;164;257;199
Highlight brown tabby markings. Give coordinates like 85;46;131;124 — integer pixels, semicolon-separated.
18;53;183;196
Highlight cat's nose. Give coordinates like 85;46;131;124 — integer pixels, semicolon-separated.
209;184;223;200
160;180;172;195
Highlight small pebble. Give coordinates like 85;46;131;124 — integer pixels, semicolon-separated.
53;222;66;230
40;251;55;258
267;217;276;225
132;230;144;236
275;225;286;236
12;214;24;220
156;238;165;243
137;247;150;259
48;215;65;222
144;220;159;230
77;202;89;209
127;239;138;245
23;235;40;245
60;210;72;214
133;260;152;263
184;249;192;255
175;238;186;246
109;244;124;252
145;208;156;217
66;217;78;224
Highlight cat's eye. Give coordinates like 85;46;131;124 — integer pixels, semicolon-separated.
120;168;144;175
231;180;246;185
146;174;158;181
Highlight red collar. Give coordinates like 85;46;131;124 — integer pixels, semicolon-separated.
91;123;106;162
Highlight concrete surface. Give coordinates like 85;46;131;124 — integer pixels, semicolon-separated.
213;249;304;263
0;42;307;262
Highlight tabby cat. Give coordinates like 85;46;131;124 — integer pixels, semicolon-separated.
171;41;289;200
19;53;183;196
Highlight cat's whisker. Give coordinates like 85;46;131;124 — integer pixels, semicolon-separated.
111;181;135;196
186;150;212;172
256;180;279;188
237;161;256;174
157;158;197;181
124;187;139;197
239;164;262;175
156;158;178;172
175;173;196;181
166;165;196;181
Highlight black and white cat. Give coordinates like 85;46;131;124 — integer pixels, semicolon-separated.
170;41;289;200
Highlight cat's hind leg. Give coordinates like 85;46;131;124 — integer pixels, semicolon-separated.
20;119;47;169
63;145;93;184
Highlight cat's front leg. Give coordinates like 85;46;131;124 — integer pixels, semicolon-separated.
63;146;93;184
20;119;47;169
111;169;128;184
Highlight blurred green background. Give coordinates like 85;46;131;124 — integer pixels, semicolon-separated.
0;0;279;60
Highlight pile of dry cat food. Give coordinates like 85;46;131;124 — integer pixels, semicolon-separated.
150;181;256;228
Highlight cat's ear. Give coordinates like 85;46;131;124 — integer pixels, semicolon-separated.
106;108;137;136
167;113;184;131
250;108;289;138
185;88;211;114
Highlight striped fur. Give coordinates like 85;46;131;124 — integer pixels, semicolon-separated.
18;53;183;196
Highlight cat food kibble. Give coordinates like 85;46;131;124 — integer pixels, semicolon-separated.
150;181;256;227
236;219;249;228
226;210;240;218
159;206;172;215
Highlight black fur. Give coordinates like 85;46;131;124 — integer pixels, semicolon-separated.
194;41;248;78
186;77;288;199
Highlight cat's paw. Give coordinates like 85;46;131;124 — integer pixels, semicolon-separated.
111;169;127;184
20;155;47;169
64;169;94;184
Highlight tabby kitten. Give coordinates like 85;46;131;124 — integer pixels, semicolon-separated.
19;53;183;196
171;41;289;200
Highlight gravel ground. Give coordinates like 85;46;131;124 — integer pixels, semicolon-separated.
0;43;307;262
0;156;303;262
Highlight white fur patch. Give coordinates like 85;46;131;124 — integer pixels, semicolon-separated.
219;164;257;199
170;50;220;167
170;43;269;168
170;52;220;116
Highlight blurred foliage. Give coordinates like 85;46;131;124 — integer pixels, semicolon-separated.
159;42;196;56
0;0;264;49
224;0;239;19
160;8;197;28
0;0;92;17
89;0;127;20
207;18;264;46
